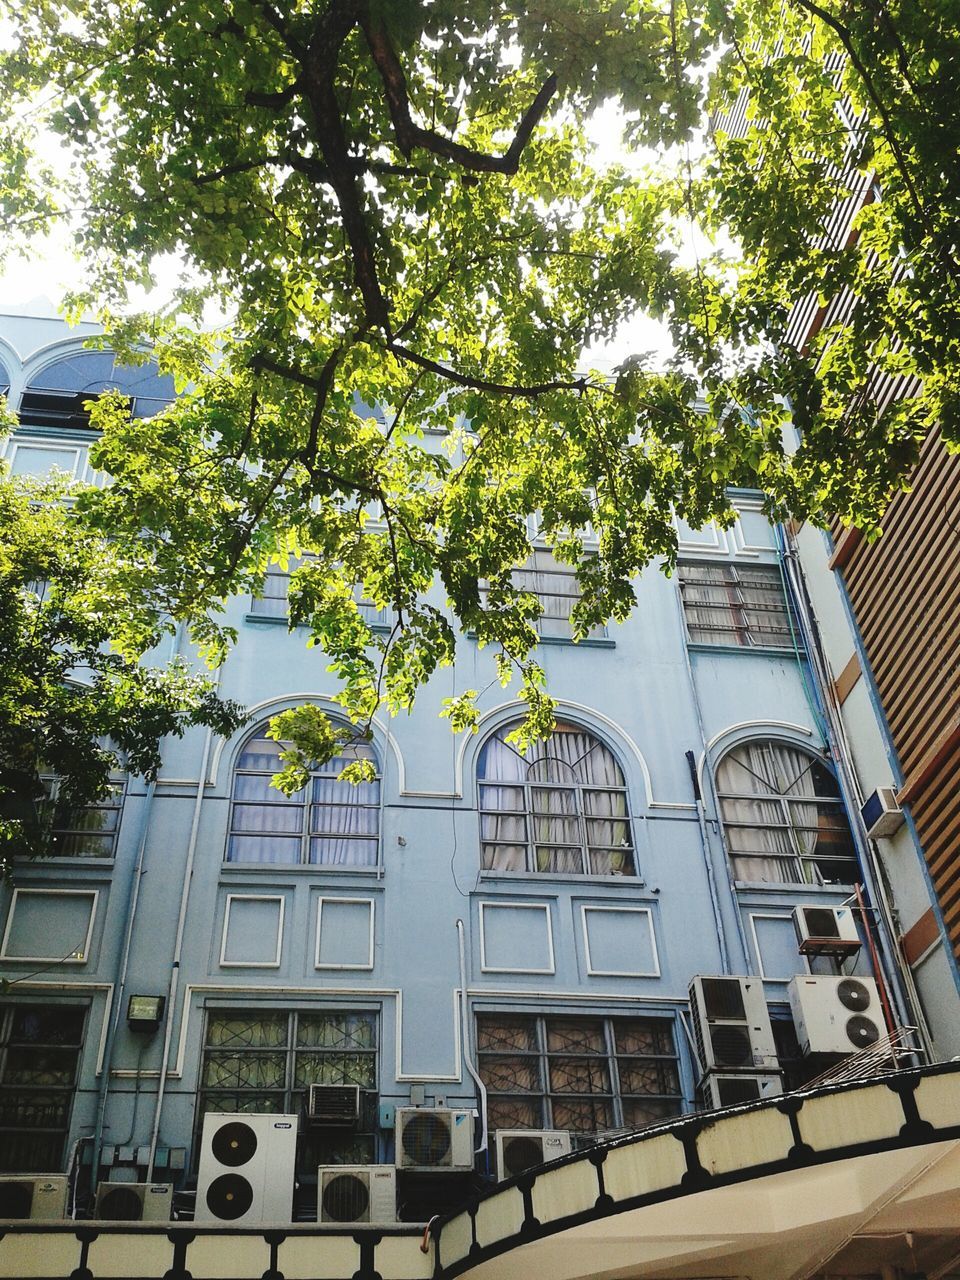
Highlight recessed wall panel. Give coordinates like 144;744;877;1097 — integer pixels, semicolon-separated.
1;889;98;963
479;902;554;974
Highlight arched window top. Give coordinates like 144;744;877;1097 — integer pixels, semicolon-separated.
478;719;627;787
227;728;381;868
478;720;634;877
21;351;175;428
716;739;856;886
0;358;10;394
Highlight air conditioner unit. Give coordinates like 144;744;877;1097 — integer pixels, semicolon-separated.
395;1107;474;1172
317;1165;396;1223
688;976;778;1075
95;1181;172;1222
495;1130;571;1180
701;1073;783;1111
306;1084;360;1128
195;1112;298;1225
793;905;862;957
861;787;904;839
0;1175;68;1219
788;975;883;1056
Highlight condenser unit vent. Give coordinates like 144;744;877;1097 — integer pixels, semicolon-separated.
306;1084;360;1127
793;905;861;957
701;1074;783;1111
788;976;883;1056
495;1130;571;1180
395;1107;474;1171
0;1175;68;1220
688;976;778;1074
95;1182;172;1222
317;1165;396;1224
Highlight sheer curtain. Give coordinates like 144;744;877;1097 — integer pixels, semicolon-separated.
716;741;818;883
227;733;380;866
478;722;633;874
679;565;738;646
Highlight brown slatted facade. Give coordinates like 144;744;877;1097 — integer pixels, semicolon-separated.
833;430;960;958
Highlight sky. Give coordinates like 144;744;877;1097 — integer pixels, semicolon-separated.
0;100;678;371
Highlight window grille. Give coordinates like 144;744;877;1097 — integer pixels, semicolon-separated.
716;740;858;885
477;720;635;877
477;1013;681;1135
678;562;798;650
250;558;389;627
481;549;606;641
39;777;124;858
199;1010;378;1167
226;731;380;867
0;1004;86;1172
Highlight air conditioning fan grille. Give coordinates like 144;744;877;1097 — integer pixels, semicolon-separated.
98;1186;144;1221
308;1084;359;1126
709;1024;753;1067
702;977;747;1020
846;1015;881;1049
716;1077;762;1106
0;1182;34;1218
802;907;841;939
205;1173;255;1220
502;1135;545;1177
401;1112;452;1166
838;979;872;1012
322;1173;369;1223
211;1120;258;1166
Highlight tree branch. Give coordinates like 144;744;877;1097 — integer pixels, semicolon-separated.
360;14;557;174
386;341;589;397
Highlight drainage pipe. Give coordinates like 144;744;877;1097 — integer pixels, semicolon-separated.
146;670;221;1181
456;919;488;1158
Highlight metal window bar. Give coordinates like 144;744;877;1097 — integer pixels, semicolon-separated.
678;563;799;650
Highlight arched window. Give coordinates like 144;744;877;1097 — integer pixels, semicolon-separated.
716;740;857;885
226;730;380;867
477;720;634;876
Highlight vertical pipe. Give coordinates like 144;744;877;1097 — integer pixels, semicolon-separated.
456;919;488;1157
146;674;220;1180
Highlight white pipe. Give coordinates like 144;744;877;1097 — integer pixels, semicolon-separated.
146;669;221;1180
456;919;488;1156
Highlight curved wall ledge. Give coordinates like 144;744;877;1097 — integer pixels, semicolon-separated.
1;1062;959;1280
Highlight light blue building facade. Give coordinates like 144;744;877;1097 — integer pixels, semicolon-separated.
0;308;948;1220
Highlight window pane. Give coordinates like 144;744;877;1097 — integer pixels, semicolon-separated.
203;1053;286;1090
0;1004;85;1173
295;1053;376;1088
530;787;577;814
615;1020;674;1057
232;803;304;833
309;836;378;866
206;1014;288;1049
296;1013;377;1050
479;1056;542;1093
548;1057;611;1094
535;847;585;874
487;1097;543;1130
477;1017;538;1054
546;1020;605;1054
226;834;302;863
552;1098;613;1132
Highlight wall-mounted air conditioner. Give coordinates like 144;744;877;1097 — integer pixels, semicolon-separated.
0;1175;68;1219
395;1107;474;1171
317;1165;396;1223
95;1181;172;1221
788;975;883;1056
688;976;778;1074
306;1083;360;1128
495;1129;571;1179
861;787;904;839
195;1113;298;1224
701;1073;783;1111
792;905;861;957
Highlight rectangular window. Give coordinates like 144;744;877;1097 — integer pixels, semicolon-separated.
0;1004;86;1172
41;778;124;858
678;562;798;650
198;1009;378;1167
482;550;606;641
477;1013;681;1136
250;559;389;628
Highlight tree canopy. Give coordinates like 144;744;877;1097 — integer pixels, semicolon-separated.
0;417;244;870
1;0;957;774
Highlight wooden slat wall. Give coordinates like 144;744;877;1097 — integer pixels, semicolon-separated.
834;429;960;958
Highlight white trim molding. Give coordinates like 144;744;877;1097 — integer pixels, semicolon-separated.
580;905;661;978
478;900;556;976
315;896;376;971
0;887;99;965
747;911;811;983
219;893;285;969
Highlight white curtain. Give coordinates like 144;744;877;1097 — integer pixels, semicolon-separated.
716;741;817;883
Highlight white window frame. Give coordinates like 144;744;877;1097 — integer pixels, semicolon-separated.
580;905;660;978
219;894;285;969
478;900;555;975
0;888;99;964
315;896;376;971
